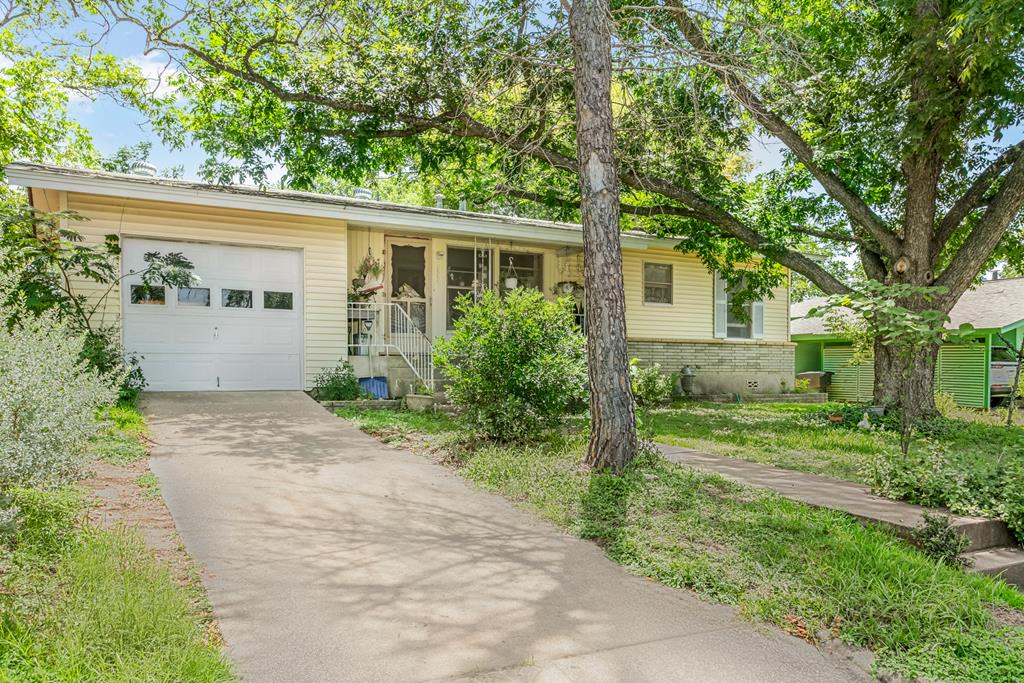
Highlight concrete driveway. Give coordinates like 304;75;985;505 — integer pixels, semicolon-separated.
145;392;866;682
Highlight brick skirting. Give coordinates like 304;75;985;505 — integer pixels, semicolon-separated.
627;339;796;395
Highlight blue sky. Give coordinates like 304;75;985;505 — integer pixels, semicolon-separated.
68;23;212;180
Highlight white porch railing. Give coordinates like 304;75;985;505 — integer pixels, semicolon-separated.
347;301;434;386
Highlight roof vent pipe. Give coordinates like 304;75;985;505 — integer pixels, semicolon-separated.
129;161;158;177
353;188;373;201
458;197;467;211
434;193;445;208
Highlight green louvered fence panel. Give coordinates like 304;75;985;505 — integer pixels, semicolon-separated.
822;346;875;403
937;344;988;408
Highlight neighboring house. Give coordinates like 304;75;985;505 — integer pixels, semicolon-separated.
792;278;1024;407
7;162;795;396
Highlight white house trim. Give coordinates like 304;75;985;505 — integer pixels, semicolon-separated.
6;162;673;250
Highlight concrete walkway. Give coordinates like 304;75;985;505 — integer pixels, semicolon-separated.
144;392;867;682
658;444;1024;587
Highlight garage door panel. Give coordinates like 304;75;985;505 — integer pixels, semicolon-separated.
123;238;303;391
218;354;301;390
139;355;217;391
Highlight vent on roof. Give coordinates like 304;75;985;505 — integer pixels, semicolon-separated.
129;161;158;177
434;193;445;208
353;188;373;200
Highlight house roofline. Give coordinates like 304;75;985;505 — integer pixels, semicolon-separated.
5;162;679;250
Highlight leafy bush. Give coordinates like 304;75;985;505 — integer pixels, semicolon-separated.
629;359;672;407
933;391;958;418
793;378;811;393
0;310;118;488
434;288;587;441
0;487;83;560
910;513;969;568
864;426;1024;542
311;360;363;401
81;327;147;403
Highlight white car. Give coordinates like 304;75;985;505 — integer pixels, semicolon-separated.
991;346;1020;403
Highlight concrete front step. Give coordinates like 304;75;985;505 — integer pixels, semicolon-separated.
657;444;1022;588
964;546;1024;587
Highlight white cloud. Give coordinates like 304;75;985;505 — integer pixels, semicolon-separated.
124;52;178;98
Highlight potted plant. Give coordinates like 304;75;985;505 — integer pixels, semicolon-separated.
356;251;384;293
405;382;435;412
503;256;519;289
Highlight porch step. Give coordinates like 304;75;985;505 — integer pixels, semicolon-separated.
963;546;1024;588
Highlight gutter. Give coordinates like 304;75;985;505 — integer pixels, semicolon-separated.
5;162;671;250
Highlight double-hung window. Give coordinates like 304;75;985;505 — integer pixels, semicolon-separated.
714;272;764;339
643;263;673;304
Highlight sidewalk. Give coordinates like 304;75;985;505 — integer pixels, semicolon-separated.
657;443;1024;588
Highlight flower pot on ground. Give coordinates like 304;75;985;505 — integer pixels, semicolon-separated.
405;394;435;412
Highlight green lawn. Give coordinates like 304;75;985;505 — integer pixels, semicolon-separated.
648;402;885;482
0;404;233;682
338;407;1024;682
645;401;1024;541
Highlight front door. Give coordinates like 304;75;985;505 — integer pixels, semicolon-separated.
386;237;429;337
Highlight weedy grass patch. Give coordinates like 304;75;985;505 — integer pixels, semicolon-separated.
341;407;1024;682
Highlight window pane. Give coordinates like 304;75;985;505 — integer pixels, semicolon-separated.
177;287;210;307
391;244;426;299
643;263;672;304
447;247;491;329
264;291;293;310
222;289;253;308
725;278;752;338
130;284;165;305
500;252;543;290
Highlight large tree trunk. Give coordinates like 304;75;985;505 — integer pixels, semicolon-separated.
569;0;637;472
873;337;939;417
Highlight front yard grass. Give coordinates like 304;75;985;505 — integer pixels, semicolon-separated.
646;401;1024;540
0;404;233;682
339;407;1024;682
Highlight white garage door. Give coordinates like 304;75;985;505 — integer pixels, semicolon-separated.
122;238;303;391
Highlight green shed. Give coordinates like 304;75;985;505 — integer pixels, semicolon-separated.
791;278;1024;408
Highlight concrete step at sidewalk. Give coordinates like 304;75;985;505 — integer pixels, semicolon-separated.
964;546;1024;587
657;444;1022;588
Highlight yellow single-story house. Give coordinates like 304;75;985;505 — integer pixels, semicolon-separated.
7;162;795;396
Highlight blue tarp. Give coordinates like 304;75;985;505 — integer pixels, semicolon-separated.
358;376;389;399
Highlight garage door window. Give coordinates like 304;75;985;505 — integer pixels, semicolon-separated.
222;289;253;308
130;284;165;305
264;291;293;310
178;287;210;307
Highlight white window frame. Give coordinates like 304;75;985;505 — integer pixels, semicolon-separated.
714;272;764;340
642;262;673;306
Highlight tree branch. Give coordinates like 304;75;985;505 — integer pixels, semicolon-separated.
663;1;900;256
120;10;850;296
935;155;1024;307
495;185;703;219
934;140;1024;255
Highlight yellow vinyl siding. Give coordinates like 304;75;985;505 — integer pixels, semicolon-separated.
621;247;789;342
63;192;347;388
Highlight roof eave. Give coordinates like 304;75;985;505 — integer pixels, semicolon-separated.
6;162;663;249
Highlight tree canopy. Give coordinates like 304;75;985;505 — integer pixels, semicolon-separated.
1;0;154;198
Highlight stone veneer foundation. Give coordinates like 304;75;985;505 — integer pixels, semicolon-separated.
627;339;796;395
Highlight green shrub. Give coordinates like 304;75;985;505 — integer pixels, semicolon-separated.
864;427;1024;542
81;327;147;403
0;487;84;560
0;309;118;487
311;360;362;401
433;288;587;441
910;513;969;568
629;359;672;407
